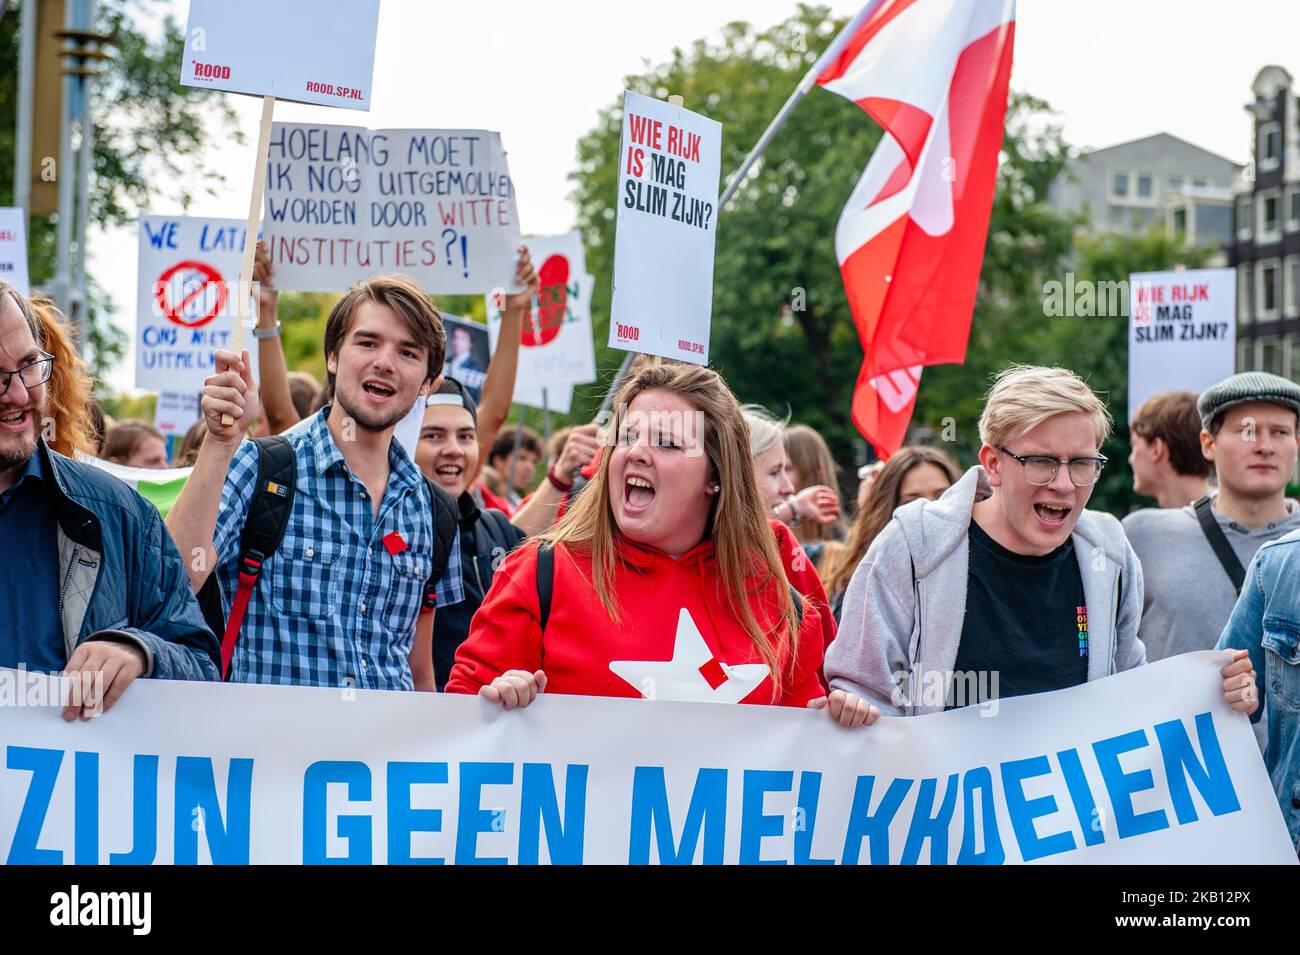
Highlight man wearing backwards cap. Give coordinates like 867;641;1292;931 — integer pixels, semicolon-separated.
416;378;526;689
1124;371;1300;662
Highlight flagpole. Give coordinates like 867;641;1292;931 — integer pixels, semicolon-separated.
717;1;882;212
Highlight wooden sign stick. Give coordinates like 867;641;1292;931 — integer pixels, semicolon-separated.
222;94;276;425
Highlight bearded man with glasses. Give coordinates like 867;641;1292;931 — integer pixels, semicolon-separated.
0;281;219;722
824;363;1258;722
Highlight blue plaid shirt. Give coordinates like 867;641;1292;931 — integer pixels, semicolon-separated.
213;409;463;690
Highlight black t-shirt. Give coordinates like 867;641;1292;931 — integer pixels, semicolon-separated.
947;518;1089;709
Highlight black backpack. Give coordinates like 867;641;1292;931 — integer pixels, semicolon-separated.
199;435;460;678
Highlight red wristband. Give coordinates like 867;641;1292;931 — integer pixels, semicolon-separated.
547;468;574;493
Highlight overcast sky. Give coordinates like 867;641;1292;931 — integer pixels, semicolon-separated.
92;0;1300;391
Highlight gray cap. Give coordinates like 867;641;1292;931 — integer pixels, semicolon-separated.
1197;371;1300;429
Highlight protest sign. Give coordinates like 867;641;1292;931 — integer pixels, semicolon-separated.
487;232;597;405
1128;268;1236;422
0;208;30;294
442;314;491;402
515;382;574;415
134;215;258;393
154;391;201;437
0;652;1292;865
609;91;722;365
263;123;522;294
180;0;379;111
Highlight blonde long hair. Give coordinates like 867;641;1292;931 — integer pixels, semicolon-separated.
541;356;800;698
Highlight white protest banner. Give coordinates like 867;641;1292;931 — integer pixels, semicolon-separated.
180;0;379;111
135;215;258;393
1128;268;1236;422
0;208;30;294
82;459;192;518
263;123;522;294
488;232;597;403
0;652;1293;864
609;91;721;365
154;391;201;437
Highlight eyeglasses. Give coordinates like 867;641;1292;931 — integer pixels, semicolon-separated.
997;446;1107;487
0;352;54;398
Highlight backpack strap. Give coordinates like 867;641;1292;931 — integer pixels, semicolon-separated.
420;478;461;615
221;436;296;679
1193;495;1246;595
536;541;555;633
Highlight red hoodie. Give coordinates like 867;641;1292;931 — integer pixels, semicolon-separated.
446;536;826;706
771;520;837;653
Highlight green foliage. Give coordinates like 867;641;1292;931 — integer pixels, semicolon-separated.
99;390;155;422
0;0;240;383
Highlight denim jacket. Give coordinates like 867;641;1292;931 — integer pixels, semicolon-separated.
1217;530;1300;852
42;442;220;680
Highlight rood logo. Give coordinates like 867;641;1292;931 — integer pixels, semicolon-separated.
522;254;569;347
191;60;231;80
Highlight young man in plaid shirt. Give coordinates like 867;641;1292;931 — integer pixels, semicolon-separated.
168;273;470;691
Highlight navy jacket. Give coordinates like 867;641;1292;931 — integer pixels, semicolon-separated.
37;441;220;680
432;491;525;689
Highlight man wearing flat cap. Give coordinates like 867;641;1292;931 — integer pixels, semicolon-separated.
1124;371;1300;663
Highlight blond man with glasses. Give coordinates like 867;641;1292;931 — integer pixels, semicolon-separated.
825;364;1257;723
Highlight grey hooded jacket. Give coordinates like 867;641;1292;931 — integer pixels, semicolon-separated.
825;465;1146;715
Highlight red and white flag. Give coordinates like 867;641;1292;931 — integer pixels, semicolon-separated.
817;0;1016;457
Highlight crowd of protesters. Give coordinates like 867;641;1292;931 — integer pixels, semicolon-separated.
0;257;1296;852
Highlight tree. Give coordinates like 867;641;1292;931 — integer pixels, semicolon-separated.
0;0;240;382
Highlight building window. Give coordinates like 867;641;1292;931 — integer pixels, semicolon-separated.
1258;189;1282;244
1258;259;1281;319
1111;171;1129;198
1286;255;1300;318
1136;173;1153;199
1259;336;1284;376
1167;175;1185;193
1288;254;1300;318
1172;208;1187;234
1259;122;1281;171
1237;194;1254;240
1237;337;1252;372
1238;262;1253;325
1287;185;1300;231
1192;177;1209;190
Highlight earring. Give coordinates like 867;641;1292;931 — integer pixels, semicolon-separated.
710;483;721;493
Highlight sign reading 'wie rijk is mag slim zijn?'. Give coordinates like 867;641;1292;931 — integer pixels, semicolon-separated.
0;653;1293;864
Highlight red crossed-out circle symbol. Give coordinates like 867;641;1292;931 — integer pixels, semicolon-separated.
521;254;570;348
155;259;227;329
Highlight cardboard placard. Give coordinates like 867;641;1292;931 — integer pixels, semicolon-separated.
609;91;722;365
